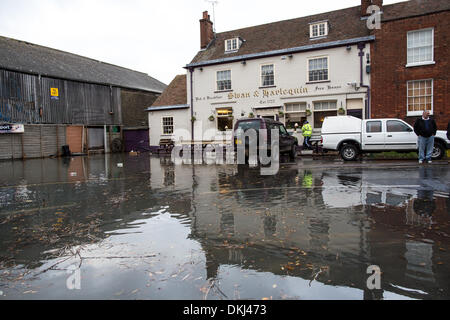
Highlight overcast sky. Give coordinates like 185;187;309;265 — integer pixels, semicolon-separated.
0;0;406;85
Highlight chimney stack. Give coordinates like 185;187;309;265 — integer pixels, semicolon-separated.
361;0;383;16
200;11;214;49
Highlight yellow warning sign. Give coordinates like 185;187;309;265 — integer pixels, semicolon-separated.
50;88;59;97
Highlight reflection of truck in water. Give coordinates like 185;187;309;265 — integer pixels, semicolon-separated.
321;116;449;161
321;170;418;209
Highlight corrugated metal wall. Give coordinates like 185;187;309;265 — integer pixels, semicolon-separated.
0;125;66;160
0;69;122;125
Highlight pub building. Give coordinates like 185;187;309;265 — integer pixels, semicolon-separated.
148;0;448;149
148;3;373;148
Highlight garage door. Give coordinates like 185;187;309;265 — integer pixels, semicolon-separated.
66;126;83;154
124;129;149;152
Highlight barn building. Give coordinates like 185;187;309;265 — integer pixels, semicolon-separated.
0;36;166;160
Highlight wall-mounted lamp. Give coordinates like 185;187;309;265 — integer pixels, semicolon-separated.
288;54;293;58
346;45;351;51
281;55;287;60
366;53;370;64
241;60;246;65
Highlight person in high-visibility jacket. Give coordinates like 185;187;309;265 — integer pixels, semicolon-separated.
301;120;312;150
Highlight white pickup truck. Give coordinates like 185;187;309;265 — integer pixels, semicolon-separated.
321;116;450;161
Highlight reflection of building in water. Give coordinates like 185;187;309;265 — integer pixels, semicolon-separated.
173;162;449;299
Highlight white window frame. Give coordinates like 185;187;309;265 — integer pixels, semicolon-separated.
309;21;328;39
225;38;239;52
161;116;174;135
260;64;275;87
406;79;433;116
216;69;232;92
307;56;329;82
406;28;434;67
313;101;337;111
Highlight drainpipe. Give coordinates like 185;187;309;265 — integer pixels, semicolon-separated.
189;67;194;142
358;42;371;119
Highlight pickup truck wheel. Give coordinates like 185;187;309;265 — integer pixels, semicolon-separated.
340;144;358;161
431;142;445;160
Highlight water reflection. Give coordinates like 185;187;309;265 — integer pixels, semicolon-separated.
0;154;449;300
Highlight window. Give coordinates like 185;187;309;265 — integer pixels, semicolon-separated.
366;121;382;133
261;64;274;87
407;79;433;115
314;101;336;111
308;57;328;82
407;28;433;66
310;22;328;38
217;108;233;131
225;38;239;52
216;70;231;91
387;120;411;132
162;117;173;135
285;103;307;113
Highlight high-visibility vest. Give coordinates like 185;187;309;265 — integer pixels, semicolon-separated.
302;124;312;137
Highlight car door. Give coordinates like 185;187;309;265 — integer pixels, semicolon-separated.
278;124;291;152
363;120;385;150
385;120;417;150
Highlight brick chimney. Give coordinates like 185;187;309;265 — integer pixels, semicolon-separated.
361;0;383;16
200;11;214;49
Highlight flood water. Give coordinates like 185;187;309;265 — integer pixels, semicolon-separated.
0;153;449;300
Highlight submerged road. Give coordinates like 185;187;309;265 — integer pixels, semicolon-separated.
0;153;449;300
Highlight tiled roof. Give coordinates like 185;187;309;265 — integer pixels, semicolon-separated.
190;5;370;64
381;0;450;21
150;74;187;107
0;36;167;93
189;0;449;65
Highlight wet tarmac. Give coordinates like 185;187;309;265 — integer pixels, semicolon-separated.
0;153;449;300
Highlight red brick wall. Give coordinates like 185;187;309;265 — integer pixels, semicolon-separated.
370;11;449;129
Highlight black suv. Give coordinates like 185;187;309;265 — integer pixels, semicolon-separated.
233;118;298;160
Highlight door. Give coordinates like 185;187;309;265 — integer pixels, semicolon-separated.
385;120;417;150
124;129;150;152
278;124;291;152
88;127;104;149
363;120;385;150
66;126;83;154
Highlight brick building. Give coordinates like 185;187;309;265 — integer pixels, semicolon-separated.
370;0;449;129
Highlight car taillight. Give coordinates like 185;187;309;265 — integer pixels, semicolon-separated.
321;137;323;144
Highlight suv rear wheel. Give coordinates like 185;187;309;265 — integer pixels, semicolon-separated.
340;143;358;161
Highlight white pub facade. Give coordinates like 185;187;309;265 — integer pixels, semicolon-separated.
149;4;375;147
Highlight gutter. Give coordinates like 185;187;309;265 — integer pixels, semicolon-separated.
357;42;371;119
189;68;194;141
185;35;375;69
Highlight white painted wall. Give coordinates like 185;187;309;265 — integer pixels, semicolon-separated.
148;108;190;146
188;43;370;137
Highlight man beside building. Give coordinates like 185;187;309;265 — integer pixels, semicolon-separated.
414;111;437;164
302;120;312;150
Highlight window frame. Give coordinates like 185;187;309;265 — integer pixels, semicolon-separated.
216;69;232;92
161;116;174;135
406;28;434;67
307;56;329;83
224;38;239;53
406;79;433;116
260;64;275;87
309;21;328;39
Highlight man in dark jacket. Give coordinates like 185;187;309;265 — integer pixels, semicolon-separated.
414;110;437;164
